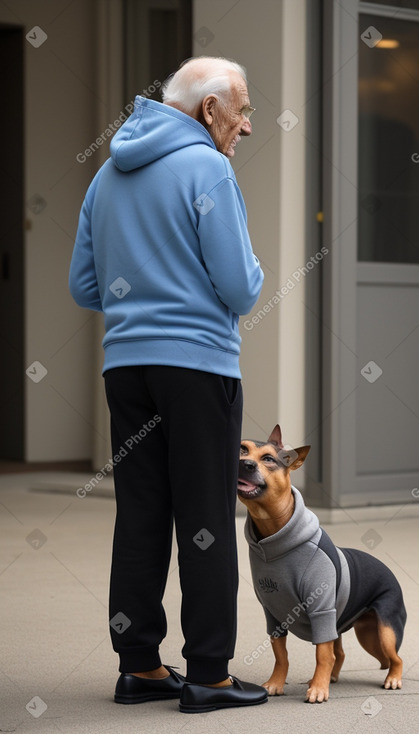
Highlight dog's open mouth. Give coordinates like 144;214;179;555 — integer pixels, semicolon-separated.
237;479;266;499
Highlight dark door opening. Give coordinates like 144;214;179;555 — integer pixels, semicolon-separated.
123;0;192;104
0;24;25;460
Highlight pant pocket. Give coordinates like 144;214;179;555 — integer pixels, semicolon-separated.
221;375;241;406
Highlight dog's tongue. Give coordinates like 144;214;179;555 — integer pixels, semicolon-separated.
238;479;258;493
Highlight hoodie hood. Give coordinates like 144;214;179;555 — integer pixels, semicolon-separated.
244;487;320;562
110;95;217;172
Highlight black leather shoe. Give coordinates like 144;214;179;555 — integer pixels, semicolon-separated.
179;676;268;713
114;666;186;704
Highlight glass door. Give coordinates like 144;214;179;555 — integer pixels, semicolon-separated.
320;0;419;508
358;6;419;263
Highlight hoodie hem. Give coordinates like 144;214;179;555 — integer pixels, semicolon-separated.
102;338;241;378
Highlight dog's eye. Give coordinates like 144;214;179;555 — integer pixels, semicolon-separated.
262;454;276;463
240;445;248;455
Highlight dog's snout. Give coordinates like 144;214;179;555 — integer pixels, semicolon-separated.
243;459;257;472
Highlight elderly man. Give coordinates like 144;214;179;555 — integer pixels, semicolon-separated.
69;56;265;713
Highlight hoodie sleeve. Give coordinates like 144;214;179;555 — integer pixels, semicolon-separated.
263;606;289;638
69;174;103;312
196;176;264;315
300;552;340;644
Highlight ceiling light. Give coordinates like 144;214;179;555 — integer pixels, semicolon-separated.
376;39;400;49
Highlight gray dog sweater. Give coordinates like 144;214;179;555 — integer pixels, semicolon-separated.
245;486;406;648
245;487;351;644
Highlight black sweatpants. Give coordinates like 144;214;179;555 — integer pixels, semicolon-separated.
104;365;243;684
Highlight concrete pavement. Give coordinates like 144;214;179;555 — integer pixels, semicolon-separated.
0;471;418;733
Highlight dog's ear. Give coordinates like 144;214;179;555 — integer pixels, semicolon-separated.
288;445;311;470
268;424;283;449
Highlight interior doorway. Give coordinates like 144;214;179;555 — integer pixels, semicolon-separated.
123;0;192;103
0;24;24;460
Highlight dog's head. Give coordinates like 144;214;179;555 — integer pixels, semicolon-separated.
237;425;310;507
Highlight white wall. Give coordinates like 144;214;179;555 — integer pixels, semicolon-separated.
193;0;309;452
0;0;98;461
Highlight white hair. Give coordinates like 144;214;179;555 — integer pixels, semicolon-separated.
161;56;247;114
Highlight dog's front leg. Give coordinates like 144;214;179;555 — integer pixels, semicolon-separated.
306;640;335;703
262;635;289;695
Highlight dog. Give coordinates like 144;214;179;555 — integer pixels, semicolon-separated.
238;425;407;704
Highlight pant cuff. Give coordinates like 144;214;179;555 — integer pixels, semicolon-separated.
118;646;161;673
186;658;229;684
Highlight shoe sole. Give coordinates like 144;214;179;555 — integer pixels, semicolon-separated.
179;697;268;713
115;692;181;704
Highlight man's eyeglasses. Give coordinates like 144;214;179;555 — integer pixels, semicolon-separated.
239;105;256;120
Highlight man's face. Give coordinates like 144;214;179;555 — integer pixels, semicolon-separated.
204;74;253;158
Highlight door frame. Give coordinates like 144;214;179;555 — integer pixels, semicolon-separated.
320;0;359;508
321;0;419;508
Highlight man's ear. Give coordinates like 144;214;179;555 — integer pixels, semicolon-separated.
288;445;311;471
268;424;283;449
201;94;218;126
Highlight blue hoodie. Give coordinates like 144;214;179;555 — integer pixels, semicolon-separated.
69;96;264;377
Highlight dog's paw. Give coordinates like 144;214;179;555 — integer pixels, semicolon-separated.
262;679;285;696
305;684;329;703
383;675;402;690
